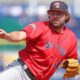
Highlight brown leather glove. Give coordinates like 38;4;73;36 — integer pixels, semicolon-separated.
61;59;79;78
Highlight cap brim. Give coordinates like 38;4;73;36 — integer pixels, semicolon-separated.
47;9;68;14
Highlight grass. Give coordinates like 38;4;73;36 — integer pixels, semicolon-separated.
0;39;25;45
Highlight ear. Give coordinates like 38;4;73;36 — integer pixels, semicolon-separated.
66;14;69;20
65;13;70;23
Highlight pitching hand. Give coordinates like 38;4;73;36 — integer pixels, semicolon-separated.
0;29;7;39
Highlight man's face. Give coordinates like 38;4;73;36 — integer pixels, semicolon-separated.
48;10;67;29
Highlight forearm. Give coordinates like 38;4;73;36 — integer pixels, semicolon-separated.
1;31;25;42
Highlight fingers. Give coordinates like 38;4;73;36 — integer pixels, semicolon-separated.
0;29;6;38
0;29;6;34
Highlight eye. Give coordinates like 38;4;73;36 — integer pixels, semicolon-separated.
49;11;65;17
57;13;63;16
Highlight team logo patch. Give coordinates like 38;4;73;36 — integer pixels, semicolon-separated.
53;2;60;8
29;24;36;29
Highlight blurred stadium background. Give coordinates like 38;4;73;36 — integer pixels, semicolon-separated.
0;0;80;80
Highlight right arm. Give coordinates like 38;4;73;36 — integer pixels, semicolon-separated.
0;29;27;42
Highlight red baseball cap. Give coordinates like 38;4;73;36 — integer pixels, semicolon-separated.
47;1;68;13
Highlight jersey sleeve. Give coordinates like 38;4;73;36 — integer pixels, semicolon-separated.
66;35;78;59
21;22;43;41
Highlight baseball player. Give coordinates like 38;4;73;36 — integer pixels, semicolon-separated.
0;1;79;80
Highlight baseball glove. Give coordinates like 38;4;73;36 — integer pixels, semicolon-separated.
61;59;79;78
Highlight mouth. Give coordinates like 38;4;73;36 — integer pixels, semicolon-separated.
53;21;59;25
51;20;61;27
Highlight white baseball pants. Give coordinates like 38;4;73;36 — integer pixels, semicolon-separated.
0;59;31;80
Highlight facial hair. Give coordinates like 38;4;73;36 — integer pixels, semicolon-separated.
50;19;65;29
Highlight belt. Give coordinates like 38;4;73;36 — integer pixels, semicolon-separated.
18;59;35;80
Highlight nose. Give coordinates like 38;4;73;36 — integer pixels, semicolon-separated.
53;14;59;18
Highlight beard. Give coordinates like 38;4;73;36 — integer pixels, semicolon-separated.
49;20;65;29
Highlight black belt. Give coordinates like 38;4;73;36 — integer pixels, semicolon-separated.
18;59;35;80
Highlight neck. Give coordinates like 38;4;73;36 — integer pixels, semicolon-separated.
52;26;64;33
49;22;65;33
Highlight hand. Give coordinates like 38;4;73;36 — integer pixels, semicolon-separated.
0;29;7;39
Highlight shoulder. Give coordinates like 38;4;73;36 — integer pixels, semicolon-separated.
66;27;77;41
30;21;49;27
25;21;46;27
26;21;49;30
